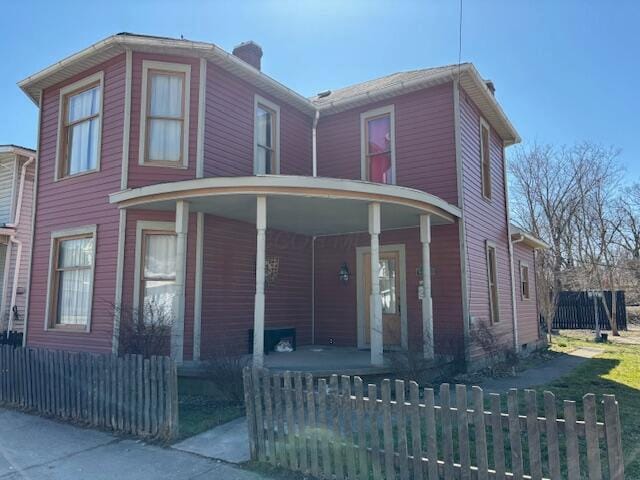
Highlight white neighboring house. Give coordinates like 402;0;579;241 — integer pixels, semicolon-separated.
0;145;36;333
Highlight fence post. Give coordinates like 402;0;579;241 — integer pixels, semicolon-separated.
294;372;308;473
306;375;319;477
564;400;581;480
408;381;423;480
472;386;488;480
525;390;542;480
507;389;524;479
424;387;438;480
490;393;505;479
455;384;471;480
343;376;357;479
583;393;603;480
603;395;624;480
330;374;343;479
440;383;454;480
243;367;257;461
318;378;331;478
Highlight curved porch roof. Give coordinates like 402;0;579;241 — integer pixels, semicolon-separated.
109;175;461;236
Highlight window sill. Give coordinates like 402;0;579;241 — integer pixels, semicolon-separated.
139;161;188;170
46;325;90;334
55;168;100;182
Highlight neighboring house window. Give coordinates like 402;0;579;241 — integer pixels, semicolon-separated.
46;226;96;330
254;95;280;174
139;61;191;168
486;241;500;323
480;118;492;199
57;72;104;179
361;105;396;184
520;261;530;300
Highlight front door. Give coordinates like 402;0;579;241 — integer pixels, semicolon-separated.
361;249;403;348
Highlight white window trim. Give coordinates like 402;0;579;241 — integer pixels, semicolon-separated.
55;71;105;181
360;104;396;184
253;94;281;175
133;221;176;313
138;60;191;169
485;240;499;324
44;225;97;332
520;260;530;300
479;117;492;200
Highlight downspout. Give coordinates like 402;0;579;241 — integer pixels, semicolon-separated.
312;110;320;177
510;232;525;352
6;155;35;332
311;236;316;344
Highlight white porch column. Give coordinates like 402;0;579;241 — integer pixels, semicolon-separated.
253;196;267;367
369;203;383;366
173;200;189;362
420;214;434;360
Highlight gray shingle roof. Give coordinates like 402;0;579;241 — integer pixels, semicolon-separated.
309;64;466;106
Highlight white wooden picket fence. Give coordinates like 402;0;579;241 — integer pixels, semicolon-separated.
244;367;625;479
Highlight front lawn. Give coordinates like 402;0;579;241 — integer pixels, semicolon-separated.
543;332;640;477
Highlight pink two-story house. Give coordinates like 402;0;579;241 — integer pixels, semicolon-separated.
18;33;546;370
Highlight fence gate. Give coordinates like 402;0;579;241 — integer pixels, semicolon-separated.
244;367;625;480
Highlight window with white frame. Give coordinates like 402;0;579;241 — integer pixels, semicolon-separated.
139;61;191;167
480;118;492;199
139;229;177;323
361;105;395;184
46;227;96;329
486;241;500;324
57;72;103;179
254;95;280;174
520;261;530;300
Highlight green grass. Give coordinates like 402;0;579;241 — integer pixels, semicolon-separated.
539;334;640;478
176;377;245;441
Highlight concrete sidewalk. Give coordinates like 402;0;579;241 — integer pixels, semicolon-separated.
0;409;269;480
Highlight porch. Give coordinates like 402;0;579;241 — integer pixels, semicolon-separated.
110;175;462;369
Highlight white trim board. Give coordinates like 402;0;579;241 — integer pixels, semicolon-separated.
355;243;408;351
253;94;281;175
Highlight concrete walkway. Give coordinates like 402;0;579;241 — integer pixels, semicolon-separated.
0;409;270;480
173;417;250;464
478;347;603;394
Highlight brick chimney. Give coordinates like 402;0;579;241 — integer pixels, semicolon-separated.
232;41;263;70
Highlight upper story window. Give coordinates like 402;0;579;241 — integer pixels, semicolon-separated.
486;241;500;324
254;95;280;174
361;105;396;184
480;118;492;200
139;61;191;168
56;72;104;180
46;226;96;331
520;261;530;300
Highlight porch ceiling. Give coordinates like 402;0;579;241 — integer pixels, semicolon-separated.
110;175;461;236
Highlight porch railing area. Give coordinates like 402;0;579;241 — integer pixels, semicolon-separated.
243;367;625;480
0;345;179;439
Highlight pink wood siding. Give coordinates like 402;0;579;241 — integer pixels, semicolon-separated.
27;55;125;353
121;209;197;360
314;225;464;355
316;83;458;205
203;63;312;177
199;215;312;359
459;87;515;357
127;53;200;188
514;242;540;346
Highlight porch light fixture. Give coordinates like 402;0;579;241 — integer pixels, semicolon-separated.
338;262;351;284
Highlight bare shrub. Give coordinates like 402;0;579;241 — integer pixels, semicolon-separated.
200;349;250;404
470;320;516;374
116;302;173;358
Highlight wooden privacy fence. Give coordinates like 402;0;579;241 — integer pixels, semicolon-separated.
0;345;179;439
244;368;625;480
550;291;627;331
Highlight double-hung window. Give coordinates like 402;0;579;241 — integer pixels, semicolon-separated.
140;61;191;167
254;95;280;174
361;105;395;184
46;227;96;330
57;72;103;179
141;230;177;323
480;118;492;199
520;262;530;300
486;241;500;324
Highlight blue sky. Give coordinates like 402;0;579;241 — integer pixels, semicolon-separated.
1;0;638;178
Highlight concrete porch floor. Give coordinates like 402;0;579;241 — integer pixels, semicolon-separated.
261;345;396;376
